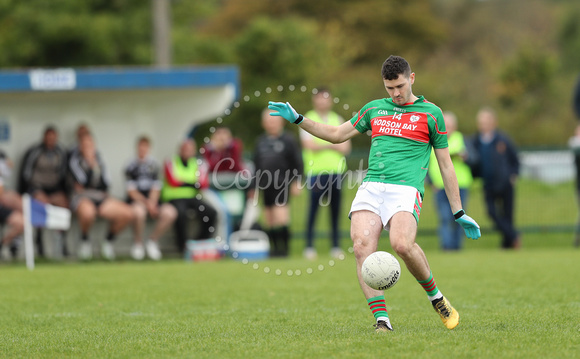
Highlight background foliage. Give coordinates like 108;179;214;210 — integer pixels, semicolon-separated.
1;0;579;147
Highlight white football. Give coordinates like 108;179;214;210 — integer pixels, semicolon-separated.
361;251;401;290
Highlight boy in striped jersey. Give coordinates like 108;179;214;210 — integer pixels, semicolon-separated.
124;136;177;260
269;55;481;332
69;133;134;261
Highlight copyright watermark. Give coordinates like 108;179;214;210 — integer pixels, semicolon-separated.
208;157;368;206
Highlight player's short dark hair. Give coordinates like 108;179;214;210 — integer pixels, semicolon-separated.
381;55;411;80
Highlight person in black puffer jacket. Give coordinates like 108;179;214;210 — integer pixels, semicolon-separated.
470;107;520;249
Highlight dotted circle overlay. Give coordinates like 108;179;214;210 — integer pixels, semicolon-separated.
240;247;355;276
205;85;359;276
201;85;358;147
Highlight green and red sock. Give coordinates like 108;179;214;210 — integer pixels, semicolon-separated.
418;272;443;301
367;295;389;322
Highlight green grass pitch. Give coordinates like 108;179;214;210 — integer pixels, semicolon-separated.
1;179;578;357
1;244;579;358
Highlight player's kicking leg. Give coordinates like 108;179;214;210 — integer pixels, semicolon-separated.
388;211;459;330
351;210;393;332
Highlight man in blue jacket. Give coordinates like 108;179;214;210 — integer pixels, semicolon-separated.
471;107;520;249
572;77;580;247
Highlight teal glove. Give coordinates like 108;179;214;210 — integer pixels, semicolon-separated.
454;210;481;240
268;101;304;124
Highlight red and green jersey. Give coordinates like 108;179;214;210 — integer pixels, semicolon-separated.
350;96;448;196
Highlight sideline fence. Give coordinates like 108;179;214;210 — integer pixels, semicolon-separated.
290;148;578;240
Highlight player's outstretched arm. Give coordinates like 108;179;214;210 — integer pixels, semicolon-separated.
268;101;358;143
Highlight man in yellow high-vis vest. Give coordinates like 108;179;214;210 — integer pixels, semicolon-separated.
300;88;351;260
161;139;217;254
428;112;473;251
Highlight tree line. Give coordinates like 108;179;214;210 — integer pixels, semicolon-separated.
1;0;579;147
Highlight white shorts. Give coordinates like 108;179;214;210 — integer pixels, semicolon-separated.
349;182;423;230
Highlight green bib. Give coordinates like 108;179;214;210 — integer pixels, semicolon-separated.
161;156;199;202
303;110;347;175
428;131;473;189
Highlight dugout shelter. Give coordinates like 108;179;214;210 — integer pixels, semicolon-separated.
0;66;239;258
0;65;239;197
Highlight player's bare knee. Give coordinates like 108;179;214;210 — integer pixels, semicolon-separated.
352;235;373;260
352;242;369;262
390;238;412;258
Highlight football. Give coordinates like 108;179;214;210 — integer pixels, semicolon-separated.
361;251;401;290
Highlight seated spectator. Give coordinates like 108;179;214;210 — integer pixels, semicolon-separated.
201;126;245;174
0;149;23;257
124;136;177;260
161;139;217;254
68;133;133;260
0;149;22;212
18;126;69;257
202;126;249;232
68;123;91;157
0;199;24;261
19;126;68;207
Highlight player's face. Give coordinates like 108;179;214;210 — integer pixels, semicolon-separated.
383;73;415;105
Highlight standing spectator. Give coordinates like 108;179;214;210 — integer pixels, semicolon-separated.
125;136;177;260
570;125;580;247
69;133;133;260
574;76;580;122
161;139;217;254
573;78;580;247
18;126;69;257
201;126;245;174
428;112;473;251
250;109;303;257
300;88;351;260
471;107;520;249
